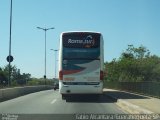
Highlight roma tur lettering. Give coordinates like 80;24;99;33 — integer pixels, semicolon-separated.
68;39;83;44
68;39;93;44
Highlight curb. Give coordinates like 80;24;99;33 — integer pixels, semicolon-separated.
116;99;153;114
105;94;153;114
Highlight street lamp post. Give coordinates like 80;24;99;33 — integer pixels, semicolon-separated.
8;0;13;86
50;49;59;79
37;27;54;84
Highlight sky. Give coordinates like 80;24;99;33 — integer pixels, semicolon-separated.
0;0;160;78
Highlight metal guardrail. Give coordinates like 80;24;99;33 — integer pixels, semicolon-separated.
104;81;160;98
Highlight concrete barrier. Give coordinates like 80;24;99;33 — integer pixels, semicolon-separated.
0;85;54;102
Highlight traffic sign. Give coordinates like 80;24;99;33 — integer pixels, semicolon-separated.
6;55;14;62
44;75;46;79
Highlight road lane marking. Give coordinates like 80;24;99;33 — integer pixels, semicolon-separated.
51;99;57;104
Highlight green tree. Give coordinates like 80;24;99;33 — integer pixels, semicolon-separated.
0;68;8;86
2;65;31;86
105;45;160;82
121;45;150;60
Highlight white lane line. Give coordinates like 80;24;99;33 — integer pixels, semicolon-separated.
51;99;57;104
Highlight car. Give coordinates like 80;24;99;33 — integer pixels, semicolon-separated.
53;82;59;90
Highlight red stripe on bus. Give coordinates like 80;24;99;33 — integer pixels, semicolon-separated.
63;70;84;75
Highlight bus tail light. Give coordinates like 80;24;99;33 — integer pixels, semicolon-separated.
59;70;63;80
100;70;104;80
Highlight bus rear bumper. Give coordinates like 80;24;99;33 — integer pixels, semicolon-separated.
59;81;103;94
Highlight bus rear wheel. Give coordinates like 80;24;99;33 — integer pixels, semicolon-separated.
62;94;65;100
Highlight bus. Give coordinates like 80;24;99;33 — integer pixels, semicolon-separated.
58;31;104;99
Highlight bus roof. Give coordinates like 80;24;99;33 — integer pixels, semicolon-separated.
61;31;102;35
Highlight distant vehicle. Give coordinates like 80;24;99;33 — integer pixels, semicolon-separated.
58;31;104;99
53;82;59;90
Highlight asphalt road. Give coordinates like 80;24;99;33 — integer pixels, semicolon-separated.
0;89;127;120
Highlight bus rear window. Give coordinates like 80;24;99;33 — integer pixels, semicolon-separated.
63;48;100;60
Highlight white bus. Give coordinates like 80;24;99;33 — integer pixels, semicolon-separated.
58;31;104;99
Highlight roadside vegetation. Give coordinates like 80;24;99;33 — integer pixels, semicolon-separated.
104;45;160;82
104;45;160;98
0;65;53;88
